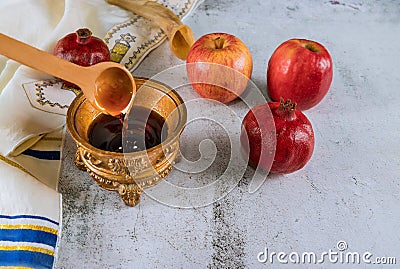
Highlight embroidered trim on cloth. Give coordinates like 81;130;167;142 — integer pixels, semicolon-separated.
0;215;59;269
0;155;39;181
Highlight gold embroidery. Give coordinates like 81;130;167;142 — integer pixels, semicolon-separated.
0;224;58;235
0;246;54;256
40;137;63;142
60;82;81;95
0;155;39;181
110;33;137;63
35;80;70;110
22;82;67;116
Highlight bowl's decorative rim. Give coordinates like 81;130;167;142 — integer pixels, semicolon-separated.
66;77;187;157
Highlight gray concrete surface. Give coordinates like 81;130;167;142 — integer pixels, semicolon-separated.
56;0;400;268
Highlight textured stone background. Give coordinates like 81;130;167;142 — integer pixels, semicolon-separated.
56;0;400;268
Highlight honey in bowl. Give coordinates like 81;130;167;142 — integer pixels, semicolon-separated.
88;106;168;153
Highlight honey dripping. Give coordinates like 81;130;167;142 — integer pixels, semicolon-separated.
88;107;168;153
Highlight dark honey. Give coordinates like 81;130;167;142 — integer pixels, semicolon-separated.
88;107;167;153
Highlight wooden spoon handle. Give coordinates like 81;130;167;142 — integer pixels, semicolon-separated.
0;33;85;86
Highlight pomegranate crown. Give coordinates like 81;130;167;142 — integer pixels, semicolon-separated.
279;97;297;111
76;28;92;39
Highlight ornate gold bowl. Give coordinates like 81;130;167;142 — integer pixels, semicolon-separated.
66;77;187;206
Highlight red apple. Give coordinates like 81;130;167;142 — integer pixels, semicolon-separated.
186;33;253;103
267;39;333;110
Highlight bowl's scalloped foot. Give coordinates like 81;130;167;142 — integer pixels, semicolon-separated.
118;183;142;207
77;145;143;206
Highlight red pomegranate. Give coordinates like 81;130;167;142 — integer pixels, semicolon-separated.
53;28;110;87
241;99;314;174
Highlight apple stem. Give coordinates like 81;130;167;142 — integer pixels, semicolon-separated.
214;37;225;49
305;43;318;53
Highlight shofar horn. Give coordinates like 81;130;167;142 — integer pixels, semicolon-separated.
107;0;195;60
